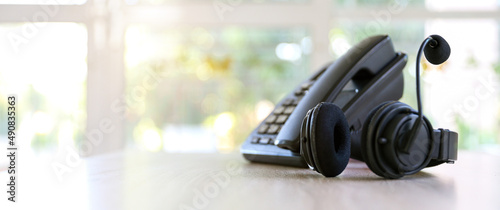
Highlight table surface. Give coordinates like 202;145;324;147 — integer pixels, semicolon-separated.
1;150;499;210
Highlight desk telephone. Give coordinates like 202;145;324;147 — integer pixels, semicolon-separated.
241;35;458;178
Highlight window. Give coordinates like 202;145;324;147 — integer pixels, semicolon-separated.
0;0;498;166
0;0;86;5
0;23;87;155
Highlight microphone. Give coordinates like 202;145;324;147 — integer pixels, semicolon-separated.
424;35;451;65
403;34;451;153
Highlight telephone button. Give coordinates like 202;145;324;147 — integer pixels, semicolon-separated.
258;124;269;134
283;98;294;106
265;114;277;124
275;115;288;124
294;89;305;96
259;137;272;144
251;137;260;144
293;97;301;104
301;81;314;90
274;106;286;114
267;124;281;134
283;106;295;115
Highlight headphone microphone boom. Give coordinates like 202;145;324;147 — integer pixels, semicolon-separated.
405;34;451;153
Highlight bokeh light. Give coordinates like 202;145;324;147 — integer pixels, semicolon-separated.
142;129;163;152
255;100;274;122
275;43;302;61
32;111;54;135
213;112;236;137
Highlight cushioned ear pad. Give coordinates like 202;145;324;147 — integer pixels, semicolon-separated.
309;103;350;177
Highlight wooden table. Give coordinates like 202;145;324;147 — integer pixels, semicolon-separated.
1;151;499;210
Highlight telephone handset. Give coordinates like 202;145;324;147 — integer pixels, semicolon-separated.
241;35;407;167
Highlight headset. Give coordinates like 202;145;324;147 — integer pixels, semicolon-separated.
300;35;458;178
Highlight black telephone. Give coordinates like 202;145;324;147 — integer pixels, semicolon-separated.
241;35;407;167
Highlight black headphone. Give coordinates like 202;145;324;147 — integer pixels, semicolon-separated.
300;35;458;179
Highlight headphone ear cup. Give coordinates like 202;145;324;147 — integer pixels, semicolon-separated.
362;101;434;179
300;102;350;177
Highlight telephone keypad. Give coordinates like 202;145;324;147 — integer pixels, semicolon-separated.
251;78;317;143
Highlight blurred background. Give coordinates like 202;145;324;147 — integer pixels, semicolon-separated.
0;0;499;167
